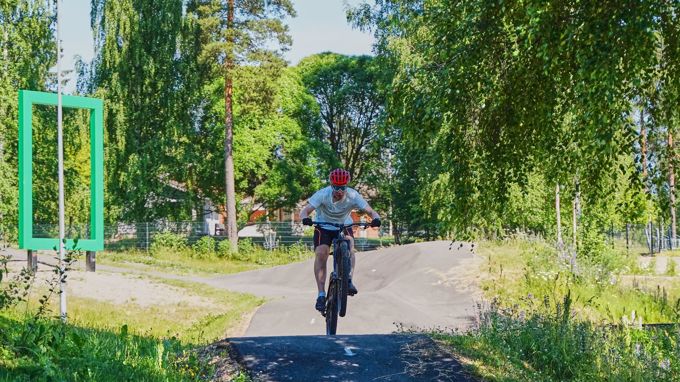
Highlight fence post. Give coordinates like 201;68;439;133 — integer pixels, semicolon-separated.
647;221;653;256
145;222;150;251
625;223;630;252
86;251;96;272
27;250;37;272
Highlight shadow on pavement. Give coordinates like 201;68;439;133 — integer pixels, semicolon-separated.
228;333;476;381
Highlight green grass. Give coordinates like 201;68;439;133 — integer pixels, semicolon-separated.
0;256;265;381
666;258;677;276
99;244;314;275
431;239;680;381
0;285;261;382
475;240;680;323
432;299;680;382
0;314;212;381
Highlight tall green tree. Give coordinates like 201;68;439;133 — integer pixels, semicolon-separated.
188;0;295;250
0;1;55;241
297;53;386;184
90;0;187;222
351;0;676;241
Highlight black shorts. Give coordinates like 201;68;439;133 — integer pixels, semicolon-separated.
313;227;354;249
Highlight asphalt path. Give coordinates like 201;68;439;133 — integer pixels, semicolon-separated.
228;333;475;382
202;241;481;336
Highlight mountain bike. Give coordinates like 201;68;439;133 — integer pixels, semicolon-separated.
312;221;371;335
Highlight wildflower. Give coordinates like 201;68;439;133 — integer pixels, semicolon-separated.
660;359;671;371
634;343;641;356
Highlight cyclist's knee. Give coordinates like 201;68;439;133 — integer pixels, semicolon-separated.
315;245;330;259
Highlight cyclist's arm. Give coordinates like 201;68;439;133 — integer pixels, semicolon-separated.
363;204;380;220
299;204;315;220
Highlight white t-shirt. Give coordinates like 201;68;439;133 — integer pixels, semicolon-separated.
308;186;369;231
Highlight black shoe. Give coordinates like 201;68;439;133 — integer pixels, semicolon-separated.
348;280;358;296
315;296;325;312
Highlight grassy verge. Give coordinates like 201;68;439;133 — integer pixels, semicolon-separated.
0;267;263;381
99;244;314;275
432;239;680;381
475;240;680;322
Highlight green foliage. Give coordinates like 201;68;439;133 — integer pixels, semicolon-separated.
0;245;33;311
90;0;196;222
192;236;215;259
297;53;387;184
0;317;212;381
435;295;680;382
505;171;554;235
0;1;55;241
150;232;188;255
216;238;233;259
350;0;680;239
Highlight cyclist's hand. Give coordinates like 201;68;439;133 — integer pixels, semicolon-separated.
370;218;381;228
302;217;313;226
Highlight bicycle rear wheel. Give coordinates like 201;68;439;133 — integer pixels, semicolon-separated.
325;280;338;335
338;241;351;317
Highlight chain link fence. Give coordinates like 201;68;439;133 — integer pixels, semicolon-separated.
33;220;394;252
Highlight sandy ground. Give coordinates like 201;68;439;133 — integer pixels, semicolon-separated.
4;253;217;310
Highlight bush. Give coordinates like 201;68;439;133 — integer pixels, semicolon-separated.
237;238;256;256
150;232;187;255
216;239;234;259
192;236;216;259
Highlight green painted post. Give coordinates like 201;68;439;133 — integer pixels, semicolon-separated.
17;90;104;252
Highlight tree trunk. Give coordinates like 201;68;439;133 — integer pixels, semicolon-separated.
669;129;677;248
641;107;648;189
572;180;580;252
223;0;238;252
556;183;563;249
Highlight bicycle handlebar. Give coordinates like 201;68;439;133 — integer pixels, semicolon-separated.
310;221;371;229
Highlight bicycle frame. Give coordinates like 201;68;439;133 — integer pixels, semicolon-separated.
311;221;370;335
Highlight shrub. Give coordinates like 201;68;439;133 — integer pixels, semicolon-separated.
216;239;234;259
237;238;256;255
150;232;187;255
192;236;216;259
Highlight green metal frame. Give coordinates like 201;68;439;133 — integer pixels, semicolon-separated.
18;90;104;251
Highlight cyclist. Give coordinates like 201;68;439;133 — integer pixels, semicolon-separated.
299;168;381;312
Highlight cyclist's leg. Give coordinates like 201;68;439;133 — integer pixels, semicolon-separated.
314;244;330;293
344;228;357;277
347;235;356;277
313;227;334;294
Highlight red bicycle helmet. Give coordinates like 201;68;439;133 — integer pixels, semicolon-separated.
329;168;350;186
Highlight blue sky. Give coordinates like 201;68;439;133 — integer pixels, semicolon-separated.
60;0;375;93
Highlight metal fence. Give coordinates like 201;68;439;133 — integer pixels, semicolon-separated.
33;220;393;252
606;223;680;255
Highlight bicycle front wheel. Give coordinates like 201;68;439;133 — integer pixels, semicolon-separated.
338;241;351;317
325;280;338;335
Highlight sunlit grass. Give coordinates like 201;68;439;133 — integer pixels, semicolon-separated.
99;244;314;275
433;238;680;381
